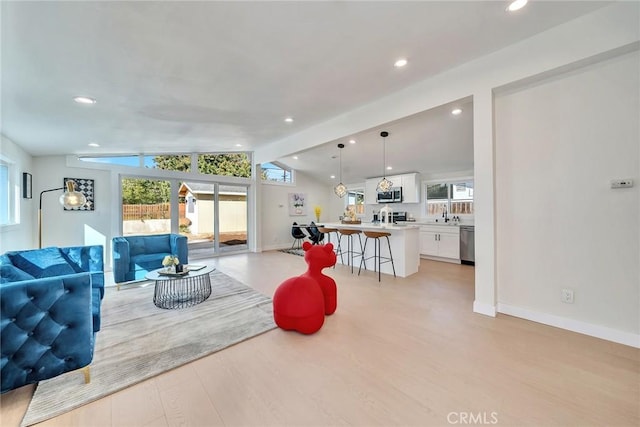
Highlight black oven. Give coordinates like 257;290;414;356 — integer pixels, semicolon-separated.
377;187;402;203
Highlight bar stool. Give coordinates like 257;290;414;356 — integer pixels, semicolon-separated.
317;226;341;253
358;231;396;282
337;229;364;273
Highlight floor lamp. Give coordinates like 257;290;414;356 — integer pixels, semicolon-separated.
39;180;87;248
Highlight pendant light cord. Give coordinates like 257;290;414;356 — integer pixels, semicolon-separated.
382;134;386;178
339;147;342;182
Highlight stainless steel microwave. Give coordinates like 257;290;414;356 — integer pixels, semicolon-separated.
377;187;402;203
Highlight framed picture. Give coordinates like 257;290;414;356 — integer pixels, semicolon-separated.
288;192;307;216
22;173;32;199
64;177;95;211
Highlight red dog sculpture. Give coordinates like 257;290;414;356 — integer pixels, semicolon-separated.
273;242;337;334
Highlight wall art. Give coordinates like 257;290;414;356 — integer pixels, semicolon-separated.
22;172;32;199
288;192;306;216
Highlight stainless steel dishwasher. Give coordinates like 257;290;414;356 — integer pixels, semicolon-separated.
460;225;475;265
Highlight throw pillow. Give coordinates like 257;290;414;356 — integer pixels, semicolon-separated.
8;247;76;279
0;264;36;283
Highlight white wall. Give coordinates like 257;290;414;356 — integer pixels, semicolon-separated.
33;156;112;255
260;170;334;251
254;2;639;345
495;51;639;342
0;135;34;251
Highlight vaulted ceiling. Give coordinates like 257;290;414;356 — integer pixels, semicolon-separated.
1;1;610;183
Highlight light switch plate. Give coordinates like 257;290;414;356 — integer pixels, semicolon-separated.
611;179;633;189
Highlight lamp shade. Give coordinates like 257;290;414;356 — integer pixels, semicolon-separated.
376;177;393;193
59;180;86;209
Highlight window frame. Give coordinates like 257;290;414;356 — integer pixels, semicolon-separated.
0;156;19;227
260;161;295;186
345;189;365;216
423;178;474;219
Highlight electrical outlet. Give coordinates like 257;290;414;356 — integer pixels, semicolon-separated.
561;288;574;304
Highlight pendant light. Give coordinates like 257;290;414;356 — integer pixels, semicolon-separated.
334;143;347;198
376;131;393;192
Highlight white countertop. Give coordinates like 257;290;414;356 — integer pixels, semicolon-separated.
322;222;420;231
405;221;461;227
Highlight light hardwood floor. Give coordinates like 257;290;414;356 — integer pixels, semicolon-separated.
1;251;638;426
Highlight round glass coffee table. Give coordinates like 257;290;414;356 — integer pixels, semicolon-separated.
145;265;215;309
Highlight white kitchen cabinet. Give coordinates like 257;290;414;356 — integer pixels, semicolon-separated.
365;173;421;204
364;179;379;205
419;225;460;261
400;173;420;203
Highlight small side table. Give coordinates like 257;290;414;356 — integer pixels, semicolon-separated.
145;265;215;309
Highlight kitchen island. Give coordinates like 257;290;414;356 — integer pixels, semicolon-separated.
322;222;420;278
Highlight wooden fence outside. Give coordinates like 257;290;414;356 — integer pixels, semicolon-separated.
427;201;474;216
123;203;186;220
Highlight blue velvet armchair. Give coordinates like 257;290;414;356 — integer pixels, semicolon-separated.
112;233;188;285
0;245;104;393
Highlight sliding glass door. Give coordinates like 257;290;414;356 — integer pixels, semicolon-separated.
121;176;249;259
218;185;248;253
177;181;248;258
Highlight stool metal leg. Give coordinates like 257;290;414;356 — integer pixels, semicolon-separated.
358;238;369;275
385;235;396;278
353;234;363;274
358;235;396;282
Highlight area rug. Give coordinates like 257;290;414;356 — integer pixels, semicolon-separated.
21;270;275;426
279;248;304;257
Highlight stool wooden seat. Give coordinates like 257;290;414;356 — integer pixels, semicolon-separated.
358;231;396;282
337;229;363;274
317;227;339;246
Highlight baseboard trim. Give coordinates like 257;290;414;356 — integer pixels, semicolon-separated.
420;255;461;264
473;300;497;317
497;303;640;349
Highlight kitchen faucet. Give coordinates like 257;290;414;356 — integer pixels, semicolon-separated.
442;208;449;223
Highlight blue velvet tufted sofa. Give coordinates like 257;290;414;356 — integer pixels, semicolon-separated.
0;245;104;393
112;233;188;285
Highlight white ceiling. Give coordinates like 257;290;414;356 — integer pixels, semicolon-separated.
1;1;609;183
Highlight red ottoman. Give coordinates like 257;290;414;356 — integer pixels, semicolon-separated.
273;276;325;334
301;242;337;315
273;242;338;334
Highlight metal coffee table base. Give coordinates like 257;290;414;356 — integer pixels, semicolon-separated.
152;272;213;309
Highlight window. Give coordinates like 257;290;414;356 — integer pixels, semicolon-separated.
346;190;365;215
198;153;252;177
425;180;474;216
261;162;293;183
79;156;142;167
0;159;17;226
146;155;191;172
0;161;10;224
80;153;253;178
121;177;171;236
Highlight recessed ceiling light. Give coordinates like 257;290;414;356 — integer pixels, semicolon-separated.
451;108;463;115
88;142;100;147
235;144;242;147
386;166;393;170
506;0;528;12
292;156;298;160
349;139;356;144
394;58;408;68
330;175;336;179
73;96;96;105
284;117;294;123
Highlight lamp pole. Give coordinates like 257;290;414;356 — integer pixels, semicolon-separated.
39;187;64;248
